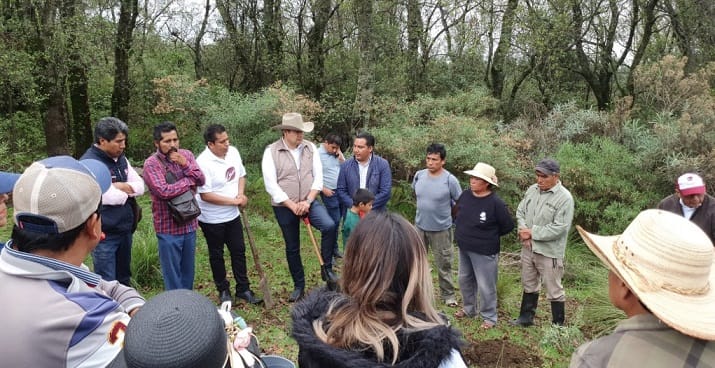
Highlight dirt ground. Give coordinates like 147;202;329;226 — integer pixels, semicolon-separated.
462;337;544;368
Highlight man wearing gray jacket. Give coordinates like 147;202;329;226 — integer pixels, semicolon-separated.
512;158;574;327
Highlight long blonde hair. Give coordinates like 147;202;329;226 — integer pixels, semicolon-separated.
313;211;443;364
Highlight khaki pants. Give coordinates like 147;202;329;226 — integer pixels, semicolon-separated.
520;247;565;302
417;228;456;301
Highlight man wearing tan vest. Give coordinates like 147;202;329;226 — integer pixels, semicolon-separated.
262;113;338;302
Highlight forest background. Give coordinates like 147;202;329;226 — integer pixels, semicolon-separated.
2;0;715;366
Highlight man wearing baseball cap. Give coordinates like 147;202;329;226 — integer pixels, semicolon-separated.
512;157;574;327
0;156;145;367
0;171;20;228
571;210;715;367
657;172;715;243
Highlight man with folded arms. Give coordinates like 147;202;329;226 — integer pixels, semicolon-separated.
571;209;715;367
81;117;145;286
0;156;145;367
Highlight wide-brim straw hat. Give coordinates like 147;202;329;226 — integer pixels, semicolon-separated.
464;162;499;187
576;209;715;340
272;112;314;132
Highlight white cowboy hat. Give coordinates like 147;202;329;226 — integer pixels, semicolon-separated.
272;113;314;133
576;209;715;340
464;162;499;187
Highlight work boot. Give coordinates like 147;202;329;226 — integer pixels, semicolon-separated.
218;289;232;304
288;288;305;302
236;289;263;305
321;265;339;291
510;292;539;327
551;301;565;326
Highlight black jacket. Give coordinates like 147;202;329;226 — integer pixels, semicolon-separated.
658;193;715;244
291;289;464;368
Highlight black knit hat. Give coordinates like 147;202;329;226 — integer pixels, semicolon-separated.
108;289;228;368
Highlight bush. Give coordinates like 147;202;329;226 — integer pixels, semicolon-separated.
0;112;45;170
556;137;660;234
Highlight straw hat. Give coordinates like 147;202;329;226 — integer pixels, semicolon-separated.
576;209;715;340
464;162;499;186
272;113;314;132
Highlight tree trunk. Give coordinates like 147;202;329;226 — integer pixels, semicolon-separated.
193;0;211;80
263;0;283;83
112;0;138;122
62;0;92;156
353;0;374;130
305;0;335;100
43;84;71;156
489;0;518;99
626;0;658;99
406;0;422;100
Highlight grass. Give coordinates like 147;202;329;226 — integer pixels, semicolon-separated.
0;167;624;367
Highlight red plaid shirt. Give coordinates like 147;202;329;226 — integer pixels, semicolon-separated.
143;149;205;234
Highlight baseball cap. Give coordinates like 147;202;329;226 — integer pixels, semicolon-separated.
13;156;111;234
0;171;21;194
677;173;706;196
535;158;560;175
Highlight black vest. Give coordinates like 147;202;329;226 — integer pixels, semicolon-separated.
81;145;134;234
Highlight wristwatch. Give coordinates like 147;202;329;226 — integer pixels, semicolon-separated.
306;198;314;205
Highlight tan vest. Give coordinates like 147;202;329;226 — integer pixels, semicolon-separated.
270;139;314;206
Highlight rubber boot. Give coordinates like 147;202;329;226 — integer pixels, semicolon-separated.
510;292;539;327
321;265;339;291
551;301;565;326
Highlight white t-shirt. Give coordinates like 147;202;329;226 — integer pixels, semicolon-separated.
196;145;246;224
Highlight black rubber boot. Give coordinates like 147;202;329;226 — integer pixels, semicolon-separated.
321;265;339;291
551;301;565;326
510;292;539;327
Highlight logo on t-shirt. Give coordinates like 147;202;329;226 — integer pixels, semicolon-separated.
225;167;236;182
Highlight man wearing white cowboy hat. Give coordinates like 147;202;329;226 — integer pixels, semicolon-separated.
571;209;715;367
657;172;715;243
262;112;338;302
512;157;574;327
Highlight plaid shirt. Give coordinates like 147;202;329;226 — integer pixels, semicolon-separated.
143;149;205;234
570;313;715;367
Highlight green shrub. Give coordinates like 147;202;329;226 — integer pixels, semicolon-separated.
555;137;660;234
0;112;45;170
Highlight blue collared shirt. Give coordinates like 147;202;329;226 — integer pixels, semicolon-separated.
318;144;341;190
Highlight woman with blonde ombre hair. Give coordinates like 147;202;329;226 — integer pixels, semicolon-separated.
291;211;467;367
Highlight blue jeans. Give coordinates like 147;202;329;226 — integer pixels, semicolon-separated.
272;202;336;289
198;216;249;293
156;232;196;290
320;192;344;252
92;232;133;286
